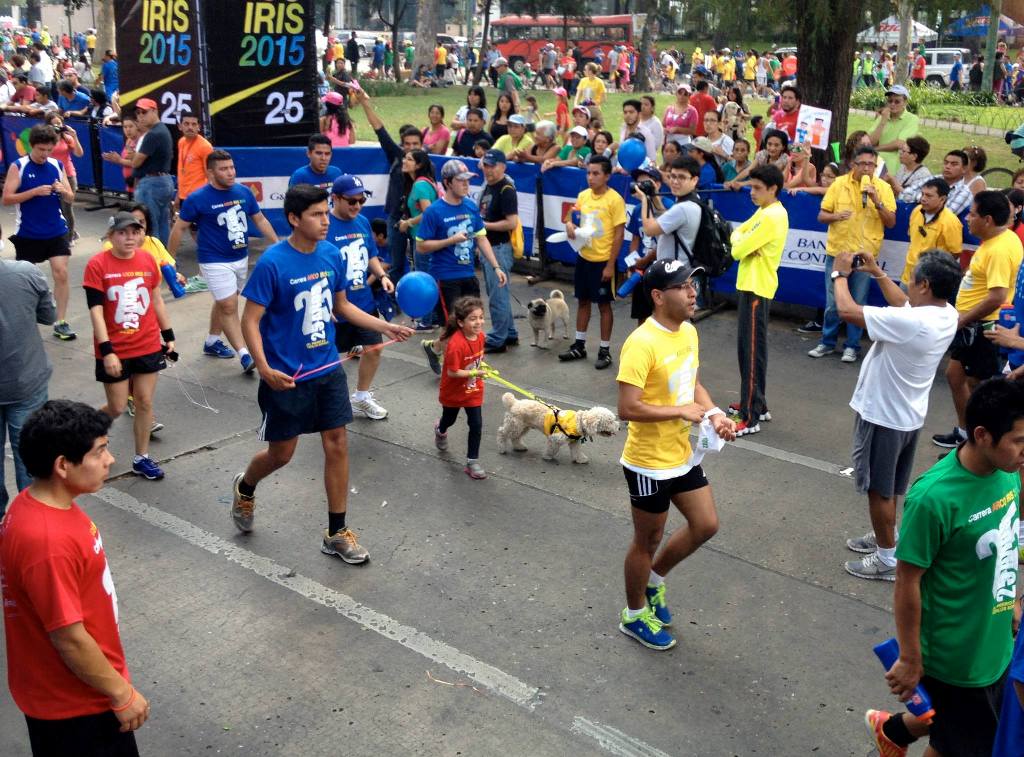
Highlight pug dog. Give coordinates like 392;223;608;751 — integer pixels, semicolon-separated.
526;289;571;348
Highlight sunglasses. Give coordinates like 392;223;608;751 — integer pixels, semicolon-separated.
343;196;367;206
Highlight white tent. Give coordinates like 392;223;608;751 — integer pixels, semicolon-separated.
857;16;939;45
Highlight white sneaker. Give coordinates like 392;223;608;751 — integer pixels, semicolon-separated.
352;393;388;420
841;348;858;363
807;344;834;358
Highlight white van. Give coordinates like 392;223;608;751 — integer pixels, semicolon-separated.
921;47;972;87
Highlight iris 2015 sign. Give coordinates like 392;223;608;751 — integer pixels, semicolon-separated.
115;0;317;146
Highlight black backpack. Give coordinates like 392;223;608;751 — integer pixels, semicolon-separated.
672;196;734;278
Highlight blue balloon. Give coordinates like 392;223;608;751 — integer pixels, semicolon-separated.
617;138;646;172
395;271;439;319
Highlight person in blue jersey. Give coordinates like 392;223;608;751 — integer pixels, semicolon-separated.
288;134;341;192
230;185;411;563
2;124;76;341
327;174;394;420
167;150;279;373
416;159;508;375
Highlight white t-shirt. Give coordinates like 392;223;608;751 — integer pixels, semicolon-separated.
654;197;702;263
640;115;665;156
710;133;734;165
849;302;959;431
619;121;657;163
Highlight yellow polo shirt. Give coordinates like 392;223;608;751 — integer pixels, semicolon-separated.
901;206;963;285
956;228;1023;320
820;173;896;256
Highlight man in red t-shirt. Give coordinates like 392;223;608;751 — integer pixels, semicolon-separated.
0;399;149;754
768;85;801;142
911;47;927;86
690;81;717;137
84;211;176;482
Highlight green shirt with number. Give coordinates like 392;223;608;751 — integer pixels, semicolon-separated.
895;449;1019;687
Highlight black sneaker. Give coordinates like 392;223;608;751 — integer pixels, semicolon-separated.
558;342;587;361
484;343;507;354
505;337;519;347
796;320;823;334
931;427;967;448
594;347;612;370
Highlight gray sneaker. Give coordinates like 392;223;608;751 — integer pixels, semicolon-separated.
230;473;255;533
351;392;388;420
321;527;370;564
434;422;449;451
464;460;487;479
53;320;77;341
846;530;876;553
807;343;834;358
841;347;859;363
844;552;896;582
422;339;442;375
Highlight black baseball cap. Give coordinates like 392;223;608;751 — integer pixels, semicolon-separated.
108;211;144;231
643;259;704;293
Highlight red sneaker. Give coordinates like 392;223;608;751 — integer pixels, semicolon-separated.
864;710;908;757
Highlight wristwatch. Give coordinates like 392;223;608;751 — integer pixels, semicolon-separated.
831;270;848;281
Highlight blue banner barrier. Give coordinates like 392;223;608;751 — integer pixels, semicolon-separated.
98;125;128;194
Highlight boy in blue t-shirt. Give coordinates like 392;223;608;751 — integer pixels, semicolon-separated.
993;624;1024;756
232;184;411;563
414;159;508;374
326;175;394;420
168;149;279;372
288;134;342;192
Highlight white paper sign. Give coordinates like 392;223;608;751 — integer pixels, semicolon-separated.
796;105;833;150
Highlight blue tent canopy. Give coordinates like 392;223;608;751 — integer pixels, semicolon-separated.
945;5;1018;37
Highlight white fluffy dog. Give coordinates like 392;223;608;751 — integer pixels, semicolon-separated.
496;392;619;464
526;289;571;348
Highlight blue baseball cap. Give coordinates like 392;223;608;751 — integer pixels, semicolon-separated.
481;149;507;166
331;174;373;197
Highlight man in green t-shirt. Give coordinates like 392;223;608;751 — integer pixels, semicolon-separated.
866;377;1024;757
869;84;921;175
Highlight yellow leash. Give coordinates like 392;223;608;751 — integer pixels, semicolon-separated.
479;362;587;442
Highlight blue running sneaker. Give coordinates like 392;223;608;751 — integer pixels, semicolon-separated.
203;339;235;359
132;456;165;480
619;607;676;651
645;583;672;626
240;353;256;374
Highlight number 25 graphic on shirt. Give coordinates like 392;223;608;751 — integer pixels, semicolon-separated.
975;503;1018;603
446;220;474;264
293;278;332;345
108;277;151;330
340;237;369;289
217;204;249;247
666;352;697;406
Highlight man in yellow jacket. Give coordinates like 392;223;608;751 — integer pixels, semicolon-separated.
729;164;789;436
901;177;962;286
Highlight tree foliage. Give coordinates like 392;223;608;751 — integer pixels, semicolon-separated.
372;0;414;80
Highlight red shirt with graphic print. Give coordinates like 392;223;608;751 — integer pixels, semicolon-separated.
83;248;161;359
439;329;485;408
0;490;129;719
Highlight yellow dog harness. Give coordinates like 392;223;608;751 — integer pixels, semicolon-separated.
543;409;582;440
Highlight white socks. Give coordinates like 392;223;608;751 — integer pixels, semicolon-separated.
599;340;610;349
648;570;664;586
353;390;370;402
238;348;250;359
624;607;645;620
205;334;220;347
876;547;897;567
574;331;587;342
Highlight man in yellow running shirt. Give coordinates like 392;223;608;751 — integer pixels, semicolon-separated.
615;260;736;651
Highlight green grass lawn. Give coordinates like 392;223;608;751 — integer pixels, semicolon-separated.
348;85;1021;177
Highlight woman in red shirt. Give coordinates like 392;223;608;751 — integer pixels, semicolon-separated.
83;212;175;481
434;296;488;479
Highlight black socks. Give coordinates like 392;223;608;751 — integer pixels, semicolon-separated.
328;512;347;536
881;712;918;747
237;478;256;498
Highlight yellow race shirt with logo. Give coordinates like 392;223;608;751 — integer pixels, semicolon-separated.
956;228;1023;319
617;318;699;477
902;206;962;285
574;188;627;263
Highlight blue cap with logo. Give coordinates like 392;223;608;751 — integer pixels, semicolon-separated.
331;174;373;197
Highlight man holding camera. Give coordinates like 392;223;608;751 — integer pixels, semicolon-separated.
933;190;1023;448
832;250;960;581
809;146;896;364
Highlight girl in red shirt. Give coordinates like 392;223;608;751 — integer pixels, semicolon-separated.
83;212;175;481
434;296;487;479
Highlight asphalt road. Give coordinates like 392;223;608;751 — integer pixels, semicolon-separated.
0;203;953;756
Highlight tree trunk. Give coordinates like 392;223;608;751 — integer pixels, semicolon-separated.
96;0;115;60
895;0;912;85
414;0;440;75
633;0;657;92
982;0;1001;92
472;2;492;86
792;0;864;147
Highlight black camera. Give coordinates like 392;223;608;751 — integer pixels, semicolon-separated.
851;254;864;269
631;179;656;197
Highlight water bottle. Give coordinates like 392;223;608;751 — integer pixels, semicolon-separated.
616;271;642;298
161;264;186;299
873;638;935;723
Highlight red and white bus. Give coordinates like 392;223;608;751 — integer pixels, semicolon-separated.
489;14;645;74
